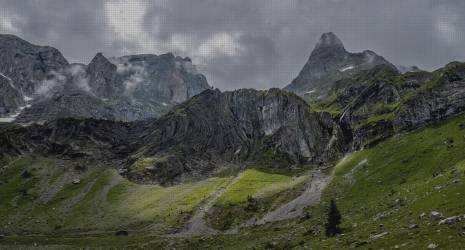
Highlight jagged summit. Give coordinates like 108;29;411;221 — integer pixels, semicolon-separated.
0;33;211;123
313;32;346;53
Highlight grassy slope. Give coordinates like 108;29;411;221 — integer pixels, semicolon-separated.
318;114;465;249
2;114;465;248
217;169;306;205
0;158;307;248
0;156;231;235
207;169;307;230
150;112;465;249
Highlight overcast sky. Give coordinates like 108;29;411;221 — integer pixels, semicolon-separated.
0;0;464;90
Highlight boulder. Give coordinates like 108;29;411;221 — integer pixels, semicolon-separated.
370;231;388;240
438;216;461;225
427;243;439;249
430;211;443;221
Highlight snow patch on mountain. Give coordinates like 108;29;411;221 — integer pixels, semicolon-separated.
340;65;354;72
0;103;30;123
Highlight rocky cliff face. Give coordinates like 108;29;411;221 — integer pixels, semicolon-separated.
86;53;125;99
0;88;346;184
0;34;69;94
127;88;345;183
314;61;465;149
284;32;396;99
393;62;465;130
0;34;210;122
0;34;69;116
0;74;25;115
110;53;210;104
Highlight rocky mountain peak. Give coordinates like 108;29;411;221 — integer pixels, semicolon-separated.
313;32;346;53
88;52;116;72
284;32;395;98
86;52;122;98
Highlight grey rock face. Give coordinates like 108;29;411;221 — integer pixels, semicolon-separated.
126;88;345;183
321;61;465;149
0;34;69;96
0;33;211;122
394;62;465;131
0;75;24;115
284;32;396;99
0;88;345;184
86;53;124;99
110;53;210;104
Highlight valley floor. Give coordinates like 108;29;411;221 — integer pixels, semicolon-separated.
2;114;465;249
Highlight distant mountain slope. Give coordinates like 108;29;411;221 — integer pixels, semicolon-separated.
312;61;465;149
0;34;211;122
128;88;345;183
110;53;210;104
284;32;396;99
0;34;69;116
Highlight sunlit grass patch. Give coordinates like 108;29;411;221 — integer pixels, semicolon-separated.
217;168;303;205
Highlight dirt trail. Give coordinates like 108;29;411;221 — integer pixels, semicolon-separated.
174;172;244;236
244;168;331;226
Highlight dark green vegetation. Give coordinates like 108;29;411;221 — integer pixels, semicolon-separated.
325;199;342;237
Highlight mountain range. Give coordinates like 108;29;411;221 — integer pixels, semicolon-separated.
0;34;210;123
0;32;464;249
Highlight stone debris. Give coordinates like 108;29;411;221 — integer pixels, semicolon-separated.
430;211;443;221
427;243;438;249
370;231;388;240
438;216;461;225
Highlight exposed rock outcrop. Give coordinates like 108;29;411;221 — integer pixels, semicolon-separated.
86;53;124;99
0;74;24;115
0;88;346;184
127;88;345;183
315;61;465;149
0;34;69;96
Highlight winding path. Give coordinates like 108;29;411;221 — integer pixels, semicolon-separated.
175;172;244;236
244;168;331;226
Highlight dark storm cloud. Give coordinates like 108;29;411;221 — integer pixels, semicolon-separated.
0;0;464;90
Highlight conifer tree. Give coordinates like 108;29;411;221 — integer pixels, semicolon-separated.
325;199;342;237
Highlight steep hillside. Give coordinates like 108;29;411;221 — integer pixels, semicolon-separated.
2;108;465;249
128;88;345;183
0;34;69;96
310;61;465;150
0;88;345;184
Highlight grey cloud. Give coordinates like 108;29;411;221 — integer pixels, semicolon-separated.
1;0;465;90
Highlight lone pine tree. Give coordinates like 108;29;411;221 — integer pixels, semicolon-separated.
325;199;342;237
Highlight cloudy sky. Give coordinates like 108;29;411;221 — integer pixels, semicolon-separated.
0;0;464;90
